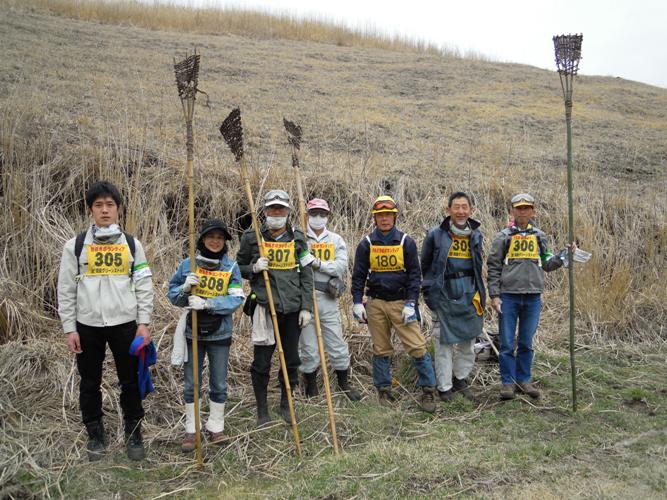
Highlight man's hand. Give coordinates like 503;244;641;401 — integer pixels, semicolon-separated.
401;303;417;325
352;303;367;323
298;310;312;328
491;297;502;314
252;257;270;273
136;324;150;345
182;273;200;293
66;332;82;354
311;258;322;270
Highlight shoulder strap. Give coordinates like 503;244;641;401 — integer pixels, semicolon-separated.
365;235;372;245
123;233;136;277
74;231;87;271
399;233;407;246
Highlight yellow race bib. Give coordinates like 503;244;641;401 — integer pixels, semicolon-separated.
86;244;129;276
507;234;539;260
448;236;471;259
311;242;335;262
262;241;297;270
369;244;405;272
194;268;231;298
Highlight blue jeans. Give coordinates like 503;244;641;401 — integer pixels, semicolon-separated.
498;293;542;384
184;339;230;404
372;353;436;388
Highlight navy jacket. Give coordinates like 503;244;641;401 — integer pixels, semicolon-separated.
351;227;421;303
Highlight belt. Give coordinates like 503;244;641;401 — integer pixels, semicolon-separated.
444;270;474;280
314;281;329;293
368;290;407;301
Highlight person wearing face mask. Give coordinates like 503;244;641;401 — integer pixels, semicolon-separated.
350;196;437;413
236;189;314;427
57;181;154;461
421;192;486;404
487;193;576;400
298;199;361;401
167;219;244;452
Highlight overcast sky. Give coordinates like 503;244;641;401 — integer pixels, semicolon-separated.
161;0;667;88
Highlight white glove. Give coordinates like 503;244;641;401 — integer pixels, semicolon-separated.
298;310;312;328
311;258;322;270
352;303;367;323
188;295;208;311
402;303;417;324
252;257;270;273
182;273;200;293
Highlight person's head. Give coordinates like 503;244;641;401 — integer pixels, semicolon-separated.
263;189;291;231
445;191;474;227
197;218;232;258
372;195;398;233
85;181;123;227
510;193;535;227
306;198;330;232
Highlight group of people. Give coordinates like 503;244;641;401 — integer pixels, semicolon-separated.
58;181;573;461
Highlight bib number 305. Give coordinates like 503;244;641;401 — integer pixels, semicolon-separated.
87;244;129;275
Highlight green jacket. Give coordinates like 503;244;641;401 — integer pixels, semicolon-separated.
237;225;313;314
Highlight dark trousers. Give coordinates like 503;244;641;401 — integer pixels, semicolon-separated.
76;321;144;425
250;311;301;389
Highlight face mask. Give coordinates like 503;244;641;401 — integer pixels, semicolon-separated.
308;215;328;231
266;216;287;230
92;224;121;242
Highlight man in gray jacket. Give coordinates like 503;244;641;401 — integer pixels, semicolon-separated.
487;193;573;400
58;181;153;461
299;198;361;401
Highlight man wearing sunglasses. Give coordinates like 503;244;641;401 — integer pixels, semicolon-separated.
237;189;314;426
351;196;437;412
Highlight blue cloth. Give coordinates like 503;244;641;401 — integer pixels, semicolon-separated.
184;339;231;404
498;293;542;384
371;353;436;388
129;337;156;400
351;227;421;303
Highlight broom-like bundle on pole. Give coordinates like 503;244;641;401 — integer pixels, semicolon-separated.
219;108;303;456
174;49;204;467
553;33;583;412
283;118;340;456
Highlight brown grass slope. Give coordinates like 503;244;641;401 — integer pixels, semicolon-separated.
0;2;666;498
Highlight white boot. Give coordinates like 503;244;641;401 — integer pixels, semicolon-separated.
205;401;225;442
184;403;196;433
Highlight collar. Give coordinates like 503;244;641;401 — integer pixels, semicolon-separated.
371;226;400;243
262;224;294;241
307;226;330;241
440;216;481;232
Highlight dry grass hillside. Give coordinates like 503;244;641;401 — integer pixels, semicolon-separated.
1;1;666;498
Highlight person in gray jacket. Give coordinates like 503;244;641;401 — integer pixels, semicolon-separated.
421;192;485;403
299;198;361;401
236;189;314;427
57;181;153;461
487;193;574;400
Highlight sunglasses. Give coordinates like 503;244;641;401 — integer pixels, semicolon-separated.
373;200;397;210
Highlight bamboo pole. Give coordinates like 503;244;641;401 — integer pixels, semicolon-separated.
284;118;340;455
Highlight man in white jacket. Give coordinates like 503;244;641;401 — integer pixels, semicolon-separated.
57;181;153;461
299;199;361;401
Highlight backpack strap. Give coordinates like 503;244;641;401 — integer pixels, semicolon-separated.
123;232;136;277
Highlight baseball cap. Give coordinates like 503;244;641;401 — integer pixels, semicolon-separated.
511;193;535;208
263;189;291;208
306;198;330;212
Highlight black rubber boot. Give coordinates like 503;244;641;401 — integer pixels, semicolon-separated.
280;383;297;424
303;369;319;398
252;373;272;428
85;420;107;462
452;377;477;403
124;418;146;461
336;369;362;401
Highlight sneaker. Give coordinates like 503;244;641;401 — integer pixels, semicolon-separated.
438;389;453;402
500;383;516;400
452;377;478;403
181;433;196;453
420;387;437;413
517;381;540;399
377;386;397;405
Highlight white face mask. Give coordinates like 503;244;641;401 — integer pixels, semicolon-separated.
308;215;328;231
265;216;287;230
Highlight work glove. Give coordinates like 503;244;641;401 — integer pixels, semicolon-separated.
402;302;417;325
182;273;200;293
352;303;367;323
298;310;312;328
188;295;208;311
252;257;270;273
311;258;322;270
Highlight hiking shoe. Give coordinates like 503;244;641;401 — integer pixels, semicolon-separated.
85;421;107;462
208;431;226;445
303;370;319;398
336;369;362;402
500;384;516;400
124;419;146;461
453;377;478;403
377;386;397;405
420;387;437;413
181;433;196;453
438;389;453;402
517;381;540;399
